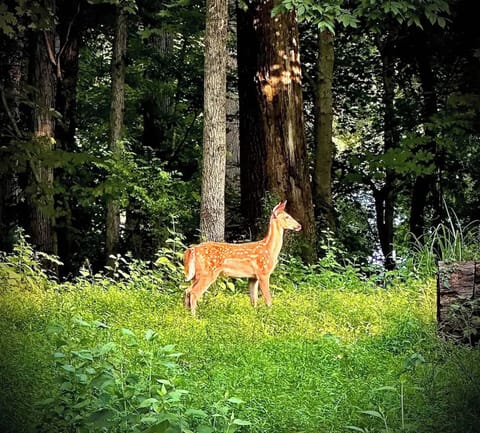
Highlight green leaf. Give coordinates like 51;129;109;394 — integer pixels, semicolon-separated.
167;389;188;402
360;410;384;419
97;341;116;355
90;372;116;390
72;349;94;360
74;317;92;327
185;408;208;418
61;364;75;373
141;420;182;433
227;397;245;404
374;386;396;392
46;323;64;335
35;397;56;406
121;328;137;338
233;418;251;426
138;397;159;408
73;399;90;409
196;426;214;433
161;344;176;352
87;408;116;428
93;320;109;329
145;329;157;341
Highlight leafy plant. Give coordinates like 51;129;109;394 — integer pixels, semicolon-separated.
408;206;480;277
0;229;61;290
36;319;251;433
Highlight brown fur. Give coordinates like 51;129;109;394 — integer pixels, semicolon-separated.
183;201;301;315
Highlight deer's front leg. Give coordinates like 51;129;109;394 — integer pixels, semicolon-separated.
187;275;215;315
257;275;272;307
248;278;259;307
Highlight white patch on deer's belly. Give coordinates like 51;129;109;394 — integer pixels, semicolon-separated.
221;259;256;278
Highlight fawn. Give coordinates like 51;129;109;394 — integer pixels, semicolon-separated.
183;201;301;315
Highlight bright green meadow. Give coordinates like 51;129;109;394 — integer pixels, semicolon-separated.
1;245;479;433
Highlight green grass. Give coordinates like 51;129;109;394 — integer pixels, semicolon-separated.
1;265;480;433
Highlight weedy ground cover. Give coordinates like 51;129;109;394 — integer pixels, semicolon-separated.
1;242;479;433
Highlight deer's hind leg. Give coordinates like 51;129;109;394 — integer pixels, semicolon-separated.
248;278;259;307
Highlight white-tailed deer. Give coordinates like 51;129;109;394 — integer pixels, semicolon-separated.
183;201;301;315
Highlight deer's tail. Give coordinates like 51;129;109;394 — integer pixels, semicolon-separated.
184;247;196;281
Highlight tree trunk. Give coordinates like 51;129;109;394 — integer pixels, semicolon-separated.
199;0;228;242
237;4;266;232
376;34;397;270
0;30;26;251
409;34;439;242
55;3;81;275
29;6;58;258
437;261;480;345
313;29;336;234
237;0;316;261
106;7;127;264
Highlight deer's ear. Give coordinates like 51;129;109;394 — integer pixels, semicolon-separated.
272;200;287;216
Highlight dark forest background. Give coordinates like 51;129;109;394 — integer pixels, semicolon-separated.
0;0;479;276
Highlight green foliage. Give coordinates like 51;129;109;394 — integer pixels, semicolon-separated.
355;0;450;30
0;229;61;289
274;0;450;33
2;238;480;433
37;321;189;433
404;208;480;278
36;319;249;433
273;0;357;33
442;298;480;346
0;0;53;37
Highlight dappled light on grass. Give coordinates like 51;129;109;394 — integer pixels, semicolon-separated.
1;253;479;432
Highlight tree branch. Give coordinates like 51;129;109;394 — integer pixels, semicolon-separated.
0;86;23;138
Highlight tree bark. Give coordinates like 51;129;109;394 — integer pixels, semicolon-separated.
237;3;266;232
0;29;26;251
106;7;127;263
409;33;439;242
437;261;480;345
29;4;58;257
55;2;81;275
313;29;336;234
237;0;316;261
200;0;228;242
376;33;397;270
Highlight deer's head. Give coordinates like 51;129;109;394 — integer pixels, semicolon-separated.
272;201;302;231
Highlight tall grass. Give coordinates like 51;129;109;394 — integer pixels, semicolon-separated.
408;208;480;277
1;236;480;433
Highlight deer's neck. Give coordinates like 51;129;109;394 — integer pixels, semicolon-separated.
263;218;284;261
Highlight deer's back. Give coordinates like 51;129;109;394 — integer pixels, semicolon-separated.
193;241;274;278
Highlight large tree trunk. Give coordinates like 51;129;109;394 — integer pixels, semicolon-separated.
376;33;397;270
106;7;127;264
237;3;267;231
237;0;316;261
29;5;58;257
199;0;228;242
313;29;336;234
55;2;81;275
0;29;26;251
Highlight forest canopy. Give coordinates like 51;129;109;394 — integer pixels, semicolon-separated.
0;0;479;274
